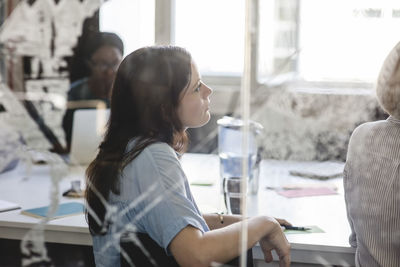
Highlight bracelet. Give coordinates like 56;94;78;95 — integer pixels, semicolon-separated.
217;212;224;224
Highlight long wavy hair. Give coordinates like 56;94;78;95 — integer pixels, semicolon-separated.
85;46;192;234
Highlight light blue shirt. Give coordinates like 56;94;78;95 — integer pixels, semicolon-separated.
92;142;209;267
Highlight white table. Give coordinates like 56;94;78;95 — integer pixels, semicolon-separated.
0;163;91;245
181;154;355;266
0;153;355;266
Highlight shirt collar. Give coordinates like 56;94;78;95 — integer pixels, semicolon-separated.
387;115;400;124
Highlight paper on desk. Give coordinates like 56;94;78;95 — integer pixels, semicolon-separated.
0;199;21;213
277;187;337;198
273;183;338;190
190;180;216;186
284;225;324;235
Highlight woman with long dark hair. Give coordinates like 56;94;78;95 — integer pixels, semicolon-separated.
85;46;290;266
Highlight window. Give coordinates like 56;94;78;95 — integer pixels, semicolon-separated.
100;0;155;57
99;0;400;85
175;0;245;76
258;0;299;82
298;0;400;82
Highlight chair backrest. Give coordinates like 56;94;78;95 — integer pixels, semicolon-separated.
69;108;110;165
120;232;253;267
120;232;179;267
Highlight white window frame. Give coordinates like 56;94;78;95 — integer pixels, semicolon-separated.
154;0;378;102
154;0;256;94
152;0;315;93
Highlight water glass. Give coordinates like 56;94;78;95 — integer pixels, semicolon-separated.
217;116;263;195
223;177;243;214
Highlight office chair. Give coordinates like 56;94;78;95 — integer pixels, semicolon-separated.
62;100;107;152
120;232;253;267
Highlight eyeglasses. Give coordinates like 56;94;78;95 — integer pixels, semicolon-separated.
90;61;120;72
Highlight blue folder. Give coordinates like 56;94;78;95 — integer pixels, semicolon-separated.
21;202;84;219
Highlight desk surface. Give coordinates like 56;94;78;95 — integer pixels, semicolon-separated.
182;154;355;266
0;153;355;266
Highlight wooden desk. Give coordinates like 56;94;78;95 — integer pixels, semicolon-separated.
0;153;355;266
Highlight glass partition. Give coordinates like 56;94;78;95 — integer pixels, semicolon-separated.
1;0;398;266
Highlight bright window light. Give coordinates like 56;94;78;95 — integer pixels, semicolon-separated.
100;0;155;57
175;0;245;76
299;0;400;82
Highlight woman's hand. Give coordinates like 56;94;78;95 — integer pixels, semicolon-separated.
259;221;291;267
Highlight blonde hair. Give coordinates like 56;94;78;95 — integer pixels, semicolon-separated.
376;41;400;120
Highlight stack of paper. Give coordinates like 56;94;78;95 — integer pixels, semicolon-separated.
289;161;344;180
277;187;337;198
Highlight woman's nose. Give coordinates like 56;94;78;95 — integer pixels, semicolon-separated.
203;84;213;97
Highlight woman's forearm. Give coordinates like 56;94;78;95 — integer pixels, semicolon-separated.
200;216;282;264
170;215;290;266
203;213;243;230
203;213;292;230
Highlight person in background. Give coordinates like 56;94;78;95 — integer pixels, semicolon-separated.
344;41;400;267
85;46;291;267
62;31;124;151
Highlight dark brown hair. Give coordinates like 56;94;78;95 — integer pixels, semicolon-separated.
85;46;192;234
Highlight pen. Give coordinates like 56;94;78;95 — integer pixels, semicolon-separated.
283;225;311;231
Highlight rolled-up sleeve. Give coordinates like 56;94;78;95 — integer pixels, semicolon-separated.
122;143;209;253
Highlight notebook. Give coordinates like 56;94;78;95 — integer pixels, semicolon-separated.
277;187;338;198
288;161;344;180
70;109;110;165
21;202;84;220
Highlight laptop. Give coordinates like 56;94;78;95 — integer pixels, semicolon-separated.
69;109;110;165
